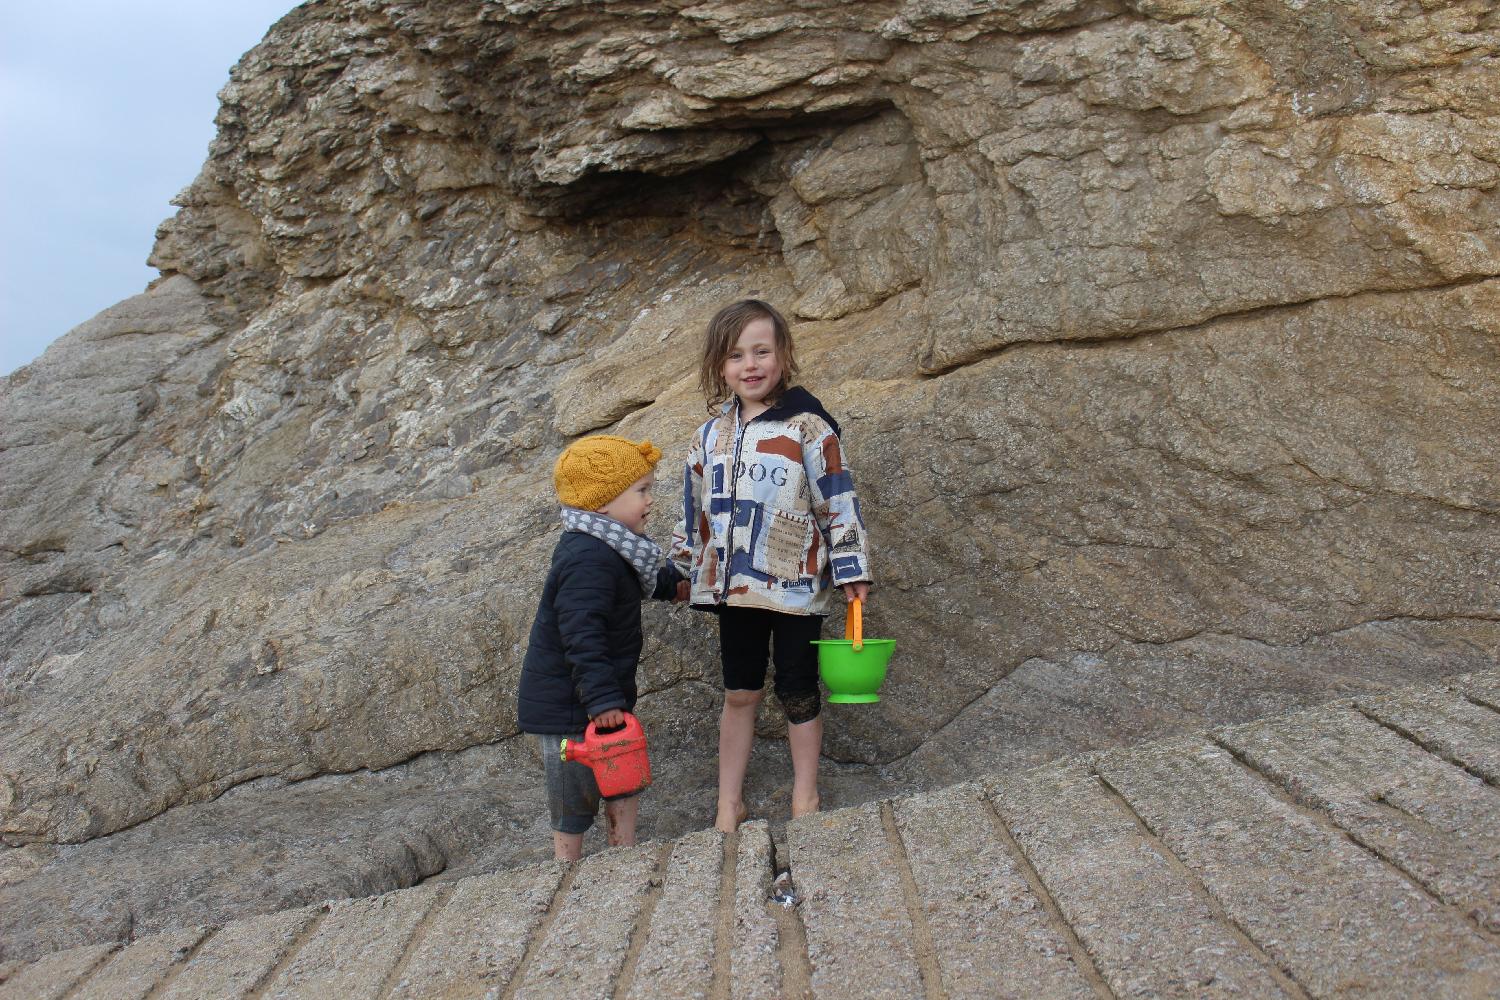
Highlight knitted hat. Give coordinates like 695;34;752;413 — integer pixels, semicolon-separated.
554;435;663;511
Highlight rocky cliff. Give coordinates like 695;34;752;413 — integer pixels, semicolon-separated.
2;0;1497;960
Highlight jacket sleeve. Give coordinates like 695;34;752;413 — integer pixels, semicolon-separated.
553;552;627;718
651;563;686;601
669;428;706;578
803;417;873;586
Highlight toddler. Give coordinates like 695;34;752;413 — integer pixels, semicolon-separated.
519;435;684;860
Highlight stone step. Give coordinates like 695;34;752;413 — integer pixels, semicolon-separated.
0;943;116;1000
730;820;783;1000
990;760;1297;999
386;861;566;999
71;926;210;1000
6;667;1499;999
623;829;723;1000
1219;702;1500;932
890;780;1099;1000
1094;735;1500;998
259;884;443;998
1356;682;1500;783
510;842;661;1000
787;799;926;999
158;906;320;1000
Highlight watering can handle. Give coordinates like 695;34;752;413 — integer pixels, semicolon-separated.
588;712;641;739
845;598;863;651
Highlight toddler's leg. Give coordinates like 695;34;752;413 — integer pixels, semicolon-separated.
717;688;762;831
539;732;601;861
553;831;584;862
605;794;640;847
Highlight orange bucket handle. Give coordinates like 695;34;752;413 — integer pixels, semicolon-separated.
845;597;863;651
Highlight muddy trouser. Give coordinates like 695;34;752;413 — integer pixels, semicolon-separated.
536;732;632;834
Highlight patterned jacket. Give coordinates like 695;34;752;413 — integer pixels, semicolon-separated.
670;387;872;615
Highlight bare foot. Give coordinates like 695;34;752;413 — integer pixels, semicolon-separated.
715;800;749;833
791;792;821;819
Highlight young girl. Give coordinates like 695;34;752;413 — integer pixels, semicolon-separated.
670;299;873;832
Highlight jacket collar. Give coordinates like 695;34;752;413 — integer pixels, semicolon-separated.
722;385;841;436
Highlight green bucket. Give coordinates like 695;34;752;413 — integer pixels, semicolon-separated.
813;598;894;704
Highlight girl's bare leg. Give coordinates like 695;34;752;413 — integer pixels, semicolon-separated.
787;715;823;817
716;688;762;831
553;831;584;862
605;795;639;847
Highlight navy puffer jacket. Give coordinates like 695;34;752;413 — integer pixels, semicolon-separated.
518;531;681;734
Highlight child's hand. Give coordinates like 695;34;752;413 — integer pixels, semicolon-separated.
592;709;626;729
841;582;870;604
674;580;690;603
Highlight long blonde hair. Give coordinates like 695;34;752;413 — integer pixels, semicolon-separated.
698;299;798;412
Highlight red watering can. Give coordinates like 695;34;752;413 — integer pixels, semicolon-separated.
560;712;652;799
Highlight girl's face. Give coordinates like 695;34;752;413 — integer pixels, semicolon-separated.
597;472;655;535
721;318;783;413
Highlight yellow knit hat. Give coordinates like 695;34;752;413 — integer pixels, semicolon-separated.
554;435;663;510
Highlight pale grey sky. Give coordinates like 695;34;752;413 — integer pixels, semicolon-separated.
1;2;298;375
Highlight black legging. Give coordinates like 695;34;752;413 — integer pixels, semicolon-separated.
717;604;825;723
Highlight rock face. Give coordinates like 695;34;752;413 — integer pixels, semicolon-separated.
2;0;1498;960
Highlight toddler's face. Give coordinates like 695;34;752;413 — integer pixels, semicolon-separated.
721;317;783;412
597;472;655;534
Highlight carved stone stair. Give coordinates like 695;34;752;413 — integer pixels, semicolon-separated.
5;669;1498;999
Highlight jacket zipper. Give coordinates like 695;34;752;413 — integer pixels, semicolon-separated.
722;403;748;601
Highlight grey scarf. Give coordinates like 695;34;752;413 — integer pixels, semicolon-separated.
559;507;663;594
